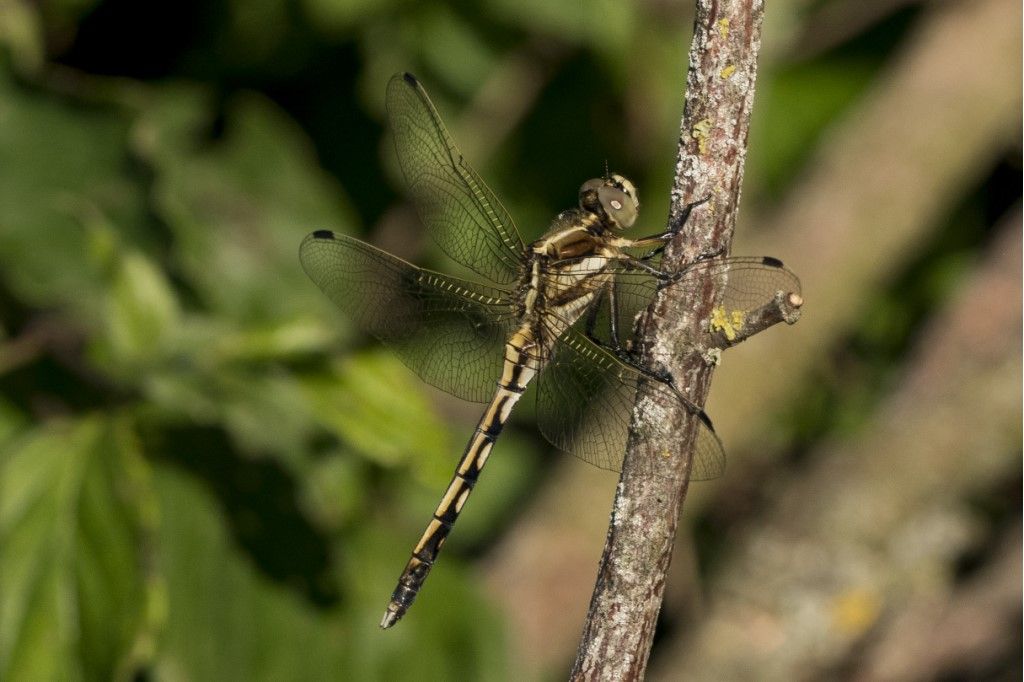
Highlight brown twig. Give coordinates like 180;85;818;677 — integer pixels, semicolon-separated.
649;213;1023;680
569;1;770;678
705;289;803;351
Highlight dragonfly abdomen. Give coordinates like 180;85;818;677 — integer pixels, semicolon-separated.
379;366;529;628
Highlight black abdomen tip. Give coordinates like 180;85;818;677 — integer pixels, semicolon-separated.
762;256;784;268
311;230;335;239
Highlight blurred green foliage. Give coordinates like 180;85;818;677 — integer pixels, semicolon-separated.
0;0;1015;680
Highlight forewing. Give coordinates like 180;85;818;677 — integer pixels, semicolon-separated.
386;73;525;285
300;231;517;403
536;326;725;480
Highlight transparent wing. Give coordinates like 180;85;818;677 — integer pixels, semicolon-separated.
533;256;799;479
667;255;802;323
300;230;517;403
536;326;726;480
386;73;525;285
587;255;802;349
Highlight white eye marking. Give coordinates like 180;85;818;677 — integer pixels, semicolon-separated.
611;199;623;210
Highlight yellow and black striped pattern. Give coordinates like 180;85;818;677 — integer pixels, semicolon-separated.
379;324;540;628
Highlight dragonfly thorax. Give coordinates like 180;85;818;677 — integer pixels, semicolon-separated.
519;217;616;346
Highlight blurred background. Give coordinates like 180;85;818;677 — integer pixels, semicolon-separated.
0;0;1019;679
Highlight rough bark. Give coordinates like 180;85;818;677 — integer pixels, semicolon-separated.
569;1;768;678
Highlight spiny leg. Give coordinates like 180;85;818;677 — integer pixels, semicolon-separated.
606;280;623;351
604;196;718;280
638;195;713;262
581;281;679;388
583;285;631;359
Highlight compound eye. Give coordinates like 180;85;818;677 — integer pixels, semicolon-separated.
579;178;604;195
597;186;637;228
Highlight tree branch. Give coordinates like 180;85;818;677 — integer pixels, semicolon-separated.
705;289;804;351
570;1;772;678
649;211;1022;680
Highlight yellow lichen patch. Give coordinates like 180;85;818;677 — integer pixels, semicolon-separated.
717;18;730;39
831;588;882;636
691;118;713;155
720;64;736;80
709;306;744;341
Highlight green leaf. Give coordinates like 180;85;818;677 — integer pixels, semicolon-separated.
301;0;393;34
0;397;27;449
151;464;348;679
0;72;147;313
0;417;157;681
96;251;182;373
300;350;452;471
486;0;635;50
135;86;358;326
151;463;509;679
417;7;496;93
218;370;320;468
0;0;45;75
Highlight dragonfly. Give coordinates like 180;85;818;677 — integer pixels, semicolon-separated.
300;73;801;629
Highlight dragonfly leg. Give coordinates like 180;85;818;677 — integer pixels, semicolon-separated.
618;348;685;399
619;257;678;280
583;287;632;358
607;281;623;351
635;195;713;262
669;194;712;232
615;197;716;277
582;287;605;341
584;283;634;362
605;286;685;387
581;282;688;392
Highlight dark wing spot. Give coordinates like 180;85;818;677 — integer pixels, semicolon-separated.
697;410;716;431
761;256;784;268
311;230;336;240
403;72;419;86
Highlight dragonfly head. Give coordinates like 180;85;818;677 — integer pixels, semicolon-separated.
579;174;639;230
